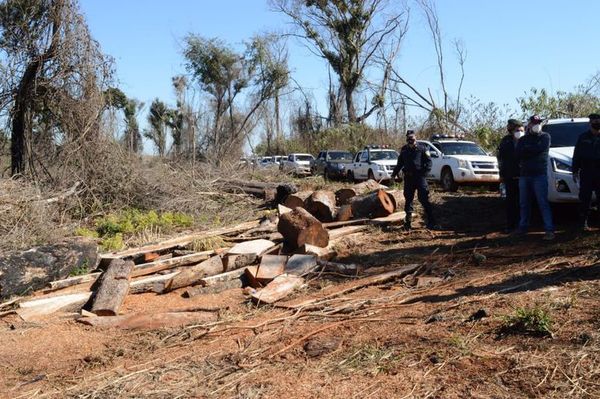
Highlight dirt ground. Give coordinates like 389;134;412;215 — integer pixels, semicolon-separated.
1;189;600;399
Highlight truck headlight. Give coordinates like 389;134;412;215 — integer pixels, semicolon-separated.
458;159;469;169
551;158;572;174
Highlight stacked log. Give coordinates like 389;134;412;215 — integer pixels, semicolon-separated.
278;207;329;250
283;191;312;210
305;190;337;222
335;180;388;206
350;189;395;219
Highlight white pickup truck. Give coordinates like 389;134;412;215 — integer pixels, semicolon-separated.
280;153;315;176
346;146;399;182
417;138;500;191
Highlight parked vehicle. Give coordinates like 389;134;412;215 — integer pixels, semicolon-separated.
312;150;354;180
280;153;315;176
540;118;595;203
346;146;399;182
258;156;277;169
417;136;500;191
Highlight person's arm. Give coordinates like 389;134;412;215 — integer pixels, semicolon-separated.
497;139;507;179
518;134;550;158
572;135;583;180
391;153;403;179
421;148;432;174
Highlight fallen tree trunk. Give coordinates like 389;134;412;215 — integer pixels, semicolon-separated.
335;180;388;206
128;272;179;295
154;255;224;294
278;207;329;250
350;189;395;219
283;191;312;210
90;259;134;316
305;190;337;222
77;311;217;330
250;274;304;304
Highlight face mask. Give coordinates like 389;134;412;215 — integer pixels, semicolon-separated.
530;124;542;134
591;122;600;130
513;130;524;139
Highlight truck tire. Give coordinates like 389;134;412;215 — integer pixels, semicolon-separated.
368;169;375;181
441;168;458;192
347;170;356;183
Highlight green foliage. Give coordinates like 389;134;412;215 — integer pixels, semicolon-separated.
74;227;99;239
69;259;90;277
519;87;600;119
100;233;124;252
500;306;553;337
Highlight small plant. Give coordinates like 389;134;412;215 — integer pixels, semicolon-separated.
69;259;90;277
500;306;553;337
337;344;398;376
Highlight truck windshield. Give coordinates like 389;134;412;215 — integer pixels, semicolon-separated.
296;155;314;162
370;150;399;161
435;142;486;156
542;122;588;147
327;151;353;161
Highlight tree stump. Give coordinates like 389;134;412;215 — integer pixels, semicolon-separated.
350;189;395;219
278;207;329;249
305;190;337;222
90;259;134;316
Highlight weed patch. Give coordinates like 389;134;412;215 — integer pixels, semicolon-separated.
499;306;553;337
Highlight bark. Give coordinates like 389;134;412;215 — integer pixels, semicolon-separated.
385;189;404;212
350;189;395;219
77;311;217;330
335;180;388;206
335;204;354;222
277;207;329;250
305;190;337;222
250;274;304;304
283;190;312;210
156;255;224;293
90;259;134;316
222;253;258;271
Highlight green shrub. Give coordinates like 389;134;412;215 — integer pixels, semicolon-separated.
500;306;553;337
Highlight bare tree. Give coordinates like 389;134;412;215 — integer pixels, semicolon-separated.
272;0;407;124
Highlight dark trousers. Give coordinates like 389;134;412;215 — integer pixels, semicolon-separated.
579;168;600;224
504;178;520;230
404;175;435;225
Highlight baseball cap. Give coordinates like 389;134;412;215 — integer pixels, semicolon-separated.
529;115;544;124
507;119;523;127
588;113;600;120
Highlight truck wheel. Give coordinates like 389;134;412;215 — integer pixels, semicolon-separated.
368;169;375;181
441;168;458;192
347;170;356;183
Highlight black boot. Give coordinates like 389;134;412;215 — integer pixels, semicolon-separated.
403;214;412;230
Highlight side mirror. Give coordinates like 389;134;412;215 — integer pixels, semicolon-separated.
430;152;439;158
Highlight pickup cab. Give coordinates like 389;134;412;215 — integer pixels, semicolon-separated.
312;150;354;180
280;153;315;176
346;147;399;182
417;138;500;191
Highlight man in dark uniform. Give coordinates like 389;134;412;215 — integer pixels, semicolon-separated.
572;113;600;231
391;131;438;230
497;119;525;232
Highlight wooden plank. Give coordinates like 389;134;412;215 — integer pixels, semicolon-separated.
369;211;406;225
45;272;101;292
317;260;361;275
90;259;134;316
183;269;246;298
250;274;304;304
222;253;257;271
17;292;92;321
228;239;276;256
328;225;368;240
285;254;318;276
280;264;421;310
128;272;179;294
155;255;224;293
300;244;337;261
255;255;287;285
131;250;214;278
77;311;217;329
99;220;260;260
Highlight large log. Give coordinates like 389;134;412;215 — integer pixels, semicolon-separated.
250;274;304;304
385;189;404;212
283;190;312;210
128;272;179;294
222;253;258;271
155;255;224;293
17;292;92;321
305;190;337;222
350;189;395;219
335;180;388;206
277;207;329;250
183;268;246;297
90;259;134;316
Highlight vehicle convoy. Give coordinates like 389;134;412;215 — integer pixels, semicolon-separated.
280;153;315;176
541;117;594;203
417;136;500;191
346;146;399;182
312;150;354;180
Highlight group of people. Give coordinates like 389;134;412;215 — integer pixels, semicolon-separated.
498;113;600;239
390;114;600;238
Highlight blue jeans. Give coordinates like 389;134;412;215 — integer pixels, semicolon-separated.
518;175;554;233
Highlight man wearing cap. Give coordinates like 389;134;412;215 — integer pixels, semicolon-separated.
515;115;555;240
497;119;525;232
572;113;600;231
391;131;438;230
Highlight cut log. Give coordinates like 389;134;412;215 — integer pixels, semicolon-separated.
222;253;257;271
183;268;246;297
278;204;293;216
131;250;214;278
128;272;179;294
154;255;224;293
255;255;287;285
90;259;134;316
335;205;354;222
250;274;304;304
278;207;329;250
229;239;276;256
285;255;318;276
370;211;405;226
283;190;312;210
328;225;368;240
276;183;298;204
77;311;217;330
385;190;404;212
316;260;361;275
350;189;395;219
335;180;388;206
17;292;92;321
244;266;260;288
300;244;337;261
305;190;337;222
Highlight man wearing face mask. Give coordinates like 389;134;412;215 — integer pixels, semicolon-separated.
572;113;600;231
497;119;525;232
515;115;555;240
391;130;438;230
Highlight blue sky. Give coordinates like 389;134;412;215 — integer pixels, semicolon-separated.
80;0;599;137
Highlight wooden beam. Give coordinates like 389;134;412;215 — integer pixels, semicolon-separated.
90;259;134;316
